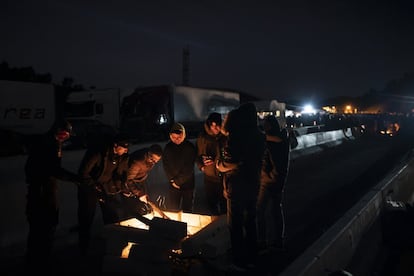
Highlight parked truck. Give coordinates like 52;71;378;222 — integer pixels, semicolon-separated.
65;88;122;128
64;88;127;148
119;85;241;141
0;80;56;155
64;85;241;143
0;80;55;134
253;99;287;128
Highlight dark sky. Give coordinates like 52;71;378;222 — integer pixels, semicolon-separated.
2;0;414;102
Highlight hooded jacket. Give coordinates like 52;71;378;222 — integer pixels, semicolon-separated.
261;132;290;190
216;103;266;199
78;146;128;195
25;125;79;221
126;147;156;197
163;139;196;190
196;121;227;181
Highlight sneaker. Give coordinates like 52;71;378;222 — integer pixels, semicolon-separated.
246;262;256;269
268;240;286;252
227;263;247;272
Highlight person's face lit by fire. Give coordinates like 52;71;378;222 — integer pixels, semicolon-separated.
146;152;161;166
209;121;221;136
170;131;185;145
114;143;129;155
55;129;71;142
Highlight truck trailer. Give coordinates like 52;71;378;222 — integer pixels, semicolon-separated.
0;80;55;155
64;85;241;143
120;85;241;141
65;88;122;129
0;80;55;135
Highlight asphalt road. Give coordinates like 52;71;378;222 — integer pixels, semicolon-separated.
1;131;412;275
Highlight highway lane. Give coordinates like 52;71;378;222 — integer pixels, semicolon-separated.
257;132;414;275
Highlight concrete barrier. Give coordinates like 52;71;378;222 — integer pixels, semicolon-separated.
279;150;414;276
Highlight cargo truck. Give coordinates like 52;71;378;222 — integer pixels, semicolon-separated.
120;85;241;141
64;85;240;143
0;80;55;155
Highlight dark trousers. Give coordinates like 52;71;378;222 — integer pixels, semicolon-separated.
204;177;227;215
257;185;285;247
25;208;58;270
167;186;194;213
77;185;97;254
227;196;258;265
25;183;59;271
77;185;126;254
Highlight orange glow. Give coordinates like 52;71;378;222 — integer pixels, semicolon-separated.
118;211;217;258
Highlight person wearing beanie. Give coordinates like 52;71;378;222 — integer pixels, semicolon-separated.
162;122;197;212
24;119;80;272
195;112;227;215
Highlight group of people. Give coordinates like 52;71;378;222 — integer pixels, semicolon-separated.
23;101;292;273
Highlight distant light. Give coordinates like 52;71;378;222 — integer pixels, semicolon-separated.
302;104;316;114
157;114;168;125
285;110;294;117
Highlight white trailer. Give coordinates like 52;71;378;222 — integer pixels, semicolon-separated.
0;80;55;135
254;99;287;128
120;85;240;140
65;88;121;128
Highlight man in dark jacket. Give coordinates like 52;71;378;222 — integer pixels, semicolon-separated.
123;144;163;216
162;123;196;212
77;135;129;255
257;115;290;252
24;119;79;271
216;103;266;271
196;112;227;215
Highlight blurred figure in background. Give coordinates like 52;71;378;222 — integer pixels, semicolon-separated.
257;115;290;253
24;119;79;271
216;103;266;271
196;112;227;215
162;123;197;213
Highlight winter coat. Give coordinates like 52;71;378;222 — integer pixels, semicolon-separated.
126;147;156;197
261;133;290;192
78;147;128;195
162;139;196;190
195;122;227;182
25;133;79;221
216;105;266;199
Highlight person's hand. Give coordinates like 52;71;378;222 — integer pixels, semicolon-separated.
170;180;180;189
139;194;148;203
202;155;214;166
203;159;214;166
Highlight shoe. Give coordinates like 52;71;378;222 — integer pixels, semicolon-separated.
246;262;256;269
227;262;247;272
268;240;286;252
268;245;287;254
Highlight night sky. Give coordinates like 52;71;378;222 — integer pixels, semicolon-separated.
2;0;414;102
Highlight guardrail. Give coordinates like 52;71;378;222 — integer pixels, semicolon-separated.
279;149;414;276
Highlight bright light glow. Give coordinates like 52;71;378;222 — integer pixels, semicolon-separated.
121;242;137;258
119;211;215;236
322;106;337;113
302;104;316;114
157;114;168;125
285;110;294;117
118;212;216;258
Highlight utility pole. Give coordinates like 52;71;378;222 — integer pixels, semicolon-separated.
182;45;190;86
